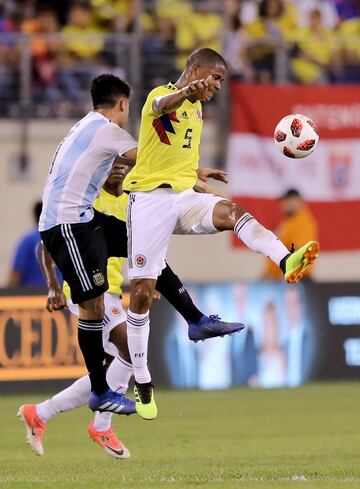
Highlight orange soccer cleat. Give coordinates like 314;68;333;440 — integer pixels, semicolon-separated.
88;420;130;459
17;404;46;456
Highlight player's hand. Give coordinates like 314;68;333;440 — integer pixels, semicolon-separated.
153;291;161;300
46;285;68;313
182;79;209;100
197;168;228;184
193;178;227;199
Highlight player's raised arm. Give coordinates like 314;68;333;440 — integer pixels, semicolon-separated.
37;241;67;312
152;79;209;114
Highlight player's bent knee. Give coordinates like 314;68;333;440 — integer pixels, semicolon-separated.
231;202;246;222
213;201;246;231
130;280;154;312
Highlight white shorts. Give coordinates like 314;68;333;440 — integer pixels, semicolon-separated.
67;293;127;357
127;188;225;280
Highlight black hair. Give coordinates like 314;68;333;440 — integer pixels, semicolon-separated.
186;48;228;71
259;0;284;18
90;74;131;109
282;188;301;199
33;201;43;224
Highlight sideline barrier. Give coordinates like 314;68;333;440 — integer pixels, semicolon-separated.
1;283;360;392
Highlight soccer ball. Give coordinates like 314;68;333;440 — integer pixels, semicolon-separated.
274;114;319;159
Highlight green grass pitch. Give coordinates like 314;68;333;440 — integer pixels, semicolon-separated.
1;383;359;488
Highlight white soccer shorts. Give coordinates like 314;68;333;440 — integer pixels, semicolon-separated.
127;188;226;280
67;292;127;357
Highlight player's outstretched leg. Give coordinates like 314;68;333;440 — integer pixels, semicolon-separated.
213;202;319;283
17;405;46;456
18;356;133;456
156;264;245;342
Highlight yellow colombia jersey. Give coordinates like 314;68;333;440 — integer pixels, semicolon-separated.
63;188;128;300
123;82;203;192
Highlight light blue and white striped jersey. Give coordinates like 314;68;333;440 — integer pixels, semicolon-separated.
39;111;137;231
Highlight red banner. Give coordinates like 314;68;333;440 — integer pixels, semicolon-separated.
228;83;360;251
231;83;360;139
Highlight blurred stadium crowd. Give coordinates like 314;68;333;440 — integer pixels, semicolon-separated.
0;0;359;117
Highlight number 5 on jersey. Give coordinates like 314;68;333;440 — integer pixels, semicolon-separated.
183;128;193;149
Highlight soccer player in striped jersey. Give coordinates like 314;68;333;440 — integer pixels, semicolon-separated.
19;160;243;458
123;47;319;420
38;74;139;416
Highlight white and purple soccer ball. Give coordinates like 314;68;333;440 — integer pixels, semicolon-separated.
274;114;319;159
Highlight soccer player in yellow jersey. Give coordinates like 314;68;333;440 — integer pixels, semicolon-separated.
123;48;319;420
19;160;233;459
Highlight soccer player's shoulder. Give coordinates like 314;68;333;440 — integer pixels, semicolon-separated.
97;119;130;139
144;83;177;116
147;82;177;101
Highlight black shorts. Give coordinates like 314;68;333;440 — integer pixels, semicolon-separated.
40;210;127;304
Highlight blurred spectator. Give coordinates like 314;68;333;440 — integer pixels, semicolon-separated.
156;0;192;22
175;0;222;72
257;301;286;388
61;3;104;59
224;0;253;79
8;201;46;287
21;7;62;110
0;5;19;114
58;3;106;112
91;0;136;32
141;11;176;95
339;16;360;82
191;1;222;52
294;0;339;28
291;9;340;84
264;189;318;280
244;0;297;82
36;0;71;26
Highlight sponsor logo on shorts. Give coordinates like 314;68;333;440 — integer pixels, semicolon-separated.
196;108;202;122
93;272;105;286
135;254;147;268
111;307;120;317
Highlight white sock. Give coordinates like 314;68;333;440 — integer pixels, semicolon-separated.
234;213;289;266
36;376;91;422
93;356;133;432
126;310;151;384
